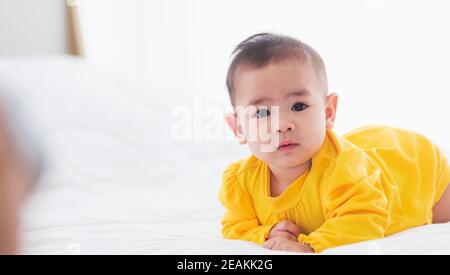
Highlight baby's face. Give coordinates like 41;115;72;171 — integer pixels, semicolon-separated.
228;60;337;169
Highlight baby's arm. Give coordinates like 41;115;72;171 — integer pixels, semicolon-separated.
299;170;389;253
219;162;277;244
221;191;310;249
221;209;277;244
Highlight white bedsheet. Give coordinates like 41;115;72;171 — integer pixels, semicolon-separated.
19;185;450;255
1;56;449;255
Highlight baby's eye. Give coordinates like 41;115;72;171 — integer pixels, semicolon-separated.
291;102;308;112
255;108;271;118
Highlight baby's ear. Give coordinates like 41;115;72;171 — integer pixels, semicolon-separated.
225;112;247;145
325;93;339;129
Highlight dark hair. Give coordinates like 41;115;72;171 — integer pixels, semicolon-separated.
226;33;328;105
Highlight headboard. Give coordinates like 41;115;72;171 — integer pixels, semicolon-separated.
0;0;83;57
67;2;84;57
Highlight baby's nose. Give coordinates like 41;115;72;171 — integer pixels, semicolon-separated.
276;119;295;133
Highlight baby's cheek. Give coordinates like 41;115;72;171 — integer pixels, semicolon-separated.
242;119;272;143
248;145;274;163
302;126;326;154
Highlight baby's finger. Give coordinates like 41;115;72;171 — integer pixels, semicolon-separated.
263;239;275;249
276;220;301;236
271;231;297;242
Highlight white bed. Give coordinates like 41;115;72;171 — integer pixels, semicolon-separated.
0;56;449;255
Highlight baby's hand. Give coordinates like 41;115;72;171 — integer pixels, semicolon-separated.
263;237;314;253
268;220;301;242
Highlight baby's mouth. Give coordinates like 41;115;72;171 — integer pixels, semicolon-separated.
277;141;299;152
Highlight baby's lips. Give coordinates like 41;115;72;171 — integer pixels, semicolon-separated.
277;140;297;148
277;142;299;152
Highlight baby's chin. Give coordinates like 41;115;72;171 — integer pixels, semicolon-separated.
269;157;311;170
254;150;311;169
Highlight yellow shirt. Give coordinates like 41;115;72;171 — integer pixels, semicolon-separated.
218;125;450;253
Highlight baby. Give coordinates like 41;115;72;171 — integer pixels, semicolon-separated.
219;33;450;253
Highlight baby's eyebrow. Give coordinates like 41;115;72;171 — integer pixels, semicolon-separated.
285;89;311;99
246;89;311;106
246;97;272;106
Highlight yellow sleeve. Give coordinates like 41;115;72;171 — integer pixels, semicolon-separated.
298;151;389;253
218;162;277;245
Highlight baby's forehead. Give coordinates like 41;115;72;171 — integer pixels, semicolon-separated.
233;60;325;105
226;34;328;108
